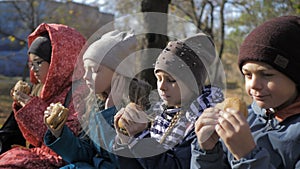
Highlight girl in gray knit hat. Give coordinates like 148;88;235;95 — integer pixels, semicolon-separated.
192;15;300;169
44;29;137;169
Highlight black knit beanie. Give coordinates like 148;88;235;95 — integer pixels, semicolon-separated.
155;33;216;94
28;34;52;63
238;15;300;85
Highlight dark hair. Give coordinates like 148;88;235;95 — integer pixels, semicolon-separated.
129;78;152;110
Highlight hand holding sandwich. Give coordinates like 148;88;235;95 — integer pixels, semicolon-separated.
11;80;31;107
44;102;69;138
114;103;149;144
195;97;256;159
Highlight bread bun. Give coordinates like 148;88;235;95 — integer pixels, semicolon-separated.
46;102;69;129
12;80;31;100
117;103;139;136
215;97;248;117
118;120;128;136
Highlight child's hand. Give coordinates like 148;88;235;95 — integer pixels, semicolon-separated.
11;80;31;106
114;108;131;144
216;108;256;159
115;103;149;137
194;107;220;150
44;103;69;138
11;90;31;107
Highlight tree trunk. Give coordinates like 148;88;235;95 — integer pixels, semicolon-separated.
219;0;226;59
213;0;227;88
139;0;170;88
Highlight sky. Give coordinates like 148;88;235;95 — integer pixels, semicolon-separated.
72;0;115;14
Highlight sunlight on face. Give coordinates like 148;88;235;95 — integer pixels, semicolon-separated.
242;61;297;109
83;59;114;94
155;70;194;108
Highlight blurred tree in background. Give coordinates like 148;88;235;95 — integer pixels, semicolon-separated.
0;0;298;84
0;0;113;78
105;0;299;88
1;0;299;60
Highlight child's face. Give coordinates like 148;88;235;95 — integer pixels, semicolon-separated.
155;70;193;108
242;61;297;109
83;59;114;94
28;53;49;84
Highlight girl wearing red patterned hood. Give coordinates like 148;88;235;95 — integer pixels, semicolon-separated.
0;23;87;168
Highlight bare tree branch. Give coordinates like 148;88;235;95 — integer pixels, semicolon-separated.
197;0;208;29
169;2;196;24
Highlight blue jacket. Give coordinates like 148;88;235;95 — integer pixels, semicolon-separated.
191;101;300;169
44;106;118;169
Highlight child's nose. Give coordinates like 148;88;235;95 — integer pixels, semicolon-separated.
159;80;167;91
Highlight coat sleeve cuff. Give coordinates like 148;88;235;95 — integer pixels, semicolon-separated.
44;125;73;148
191;139;223;162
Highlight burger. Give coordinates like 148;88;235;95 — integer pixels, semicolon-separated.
46;102;69;129
118;120;128;136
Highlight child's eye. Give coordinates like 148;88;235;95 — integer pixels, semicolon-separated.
36;60;45;65
263;73;274;77
91;66;102;73
167;78;176;83
243;73;252;79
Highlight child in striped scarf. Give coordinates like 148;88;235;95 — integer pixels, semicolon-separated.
113;33;224;169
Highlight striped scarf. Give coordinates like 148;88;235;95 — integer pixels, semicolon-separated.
150;86;224;149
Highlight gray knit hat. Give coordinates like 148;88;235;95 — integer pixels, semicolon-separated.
83;30;137;77
154;33;216;94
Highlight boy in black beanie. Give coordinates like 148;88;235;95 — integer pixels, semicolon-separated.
192;15;300;169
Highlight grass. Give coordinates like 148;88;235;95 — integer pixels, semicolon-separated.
0;75;23;125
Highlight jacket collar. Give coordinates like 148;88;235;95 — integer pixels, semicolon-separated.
275;96;300;122
251;96;300;122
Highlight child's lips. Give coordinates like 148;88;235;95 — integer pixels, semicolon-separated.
252;95;268;101
250;91;269;101
160;94;169;99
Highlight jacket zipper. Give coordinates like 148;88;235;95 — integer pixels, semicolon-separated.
265;109;276;131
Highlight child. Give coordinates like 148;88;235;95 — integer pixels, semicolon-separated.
191;15;300;169
113;33;224;169
44;30;137;169
0;23;86;168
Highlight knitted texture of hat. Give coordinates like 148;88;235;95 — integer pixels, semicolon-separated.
238;15;300;85
28;34;52;63
154;33;216;94
83;30;137;77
